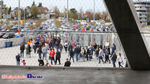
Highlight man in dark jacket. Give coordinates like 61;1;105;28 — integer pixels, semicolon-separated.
111;52;117;67
57;37;61;47
94;43;97;50
74;46;79;61
38;57;44;66
69;49;74;62
111;44;116;56
20;43;25;58
56;50;61;65
64;58;71;67
99;44;102;49
68;43;73;57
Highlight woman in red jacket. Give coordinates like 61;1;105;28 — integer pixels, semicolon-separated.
49;49;55;65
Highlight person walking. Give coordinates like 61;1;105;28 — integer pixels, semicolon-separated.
105;49;110;63
59;44;63;53
93;43;97;50
95;48;99;60
16;53;21;66
98;48;104;64
34;40;39;53
88;46;92;61
71;41;75;48
26;44;31;58
20;43;25;58
81;47;86;62
111;44;115;56
37;47;42;57
49;49;55;65
74;46;79;62
69;49;74;62
56;50;61;65
42;45;47;60
111;52;117;67
117;53;123;68
68;43;73;57
64;41;68;53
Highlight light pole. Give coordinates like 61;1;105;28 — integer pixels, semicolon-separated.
93;0;95;23
67;0;68;25
18;0;20;30
24;8;25;28
1;0;3;21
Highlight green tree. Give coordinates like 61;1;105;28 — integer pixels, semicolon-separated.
101;11;110;22
38;3;42;7
32;1;35;6
69;8;78;19
95;14;100;20
30;5;39;19
5;7;9;14
8;6;11;14
53;6;60;18
15;11;22;17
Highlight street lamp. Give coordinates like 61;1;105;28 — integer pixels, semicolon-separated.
93;0;95;23
18;0;20;30
24;8;26;28
67;0;68;25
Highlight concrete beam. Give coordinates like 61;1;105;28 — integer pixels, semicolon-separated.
103;0;150;70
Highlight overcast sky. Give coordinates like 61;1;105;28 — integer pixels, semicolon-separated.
3;0;106;13
3;0;149;13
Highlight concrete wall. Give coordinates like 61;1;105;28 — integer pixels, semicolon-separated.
0;37;25;48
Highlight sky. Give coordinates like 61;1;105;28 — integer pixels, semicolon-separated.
3;0;150;13
3;0;106;13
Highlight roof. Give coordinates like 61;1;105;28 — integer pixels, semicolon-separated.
84;13;104;18
134;1;150;4
38;7;49;14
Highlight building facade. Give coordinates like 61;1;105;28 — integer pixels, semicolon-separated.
134;1;150;25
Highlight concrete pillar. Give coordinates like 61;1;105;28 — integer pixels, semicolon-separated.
104;0;150;70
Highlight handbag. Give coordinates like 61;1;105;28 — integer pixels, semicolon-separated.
49;55;51;59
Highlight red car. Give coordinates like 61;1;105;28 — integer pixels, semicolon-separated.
0;32;6;38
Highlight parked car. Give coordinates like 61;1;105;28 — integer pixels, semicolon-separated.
0;32;6;38
3;32;15;39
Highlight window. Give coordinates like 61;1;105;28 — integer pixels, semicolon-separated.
45;10;47;12
39;10;41;12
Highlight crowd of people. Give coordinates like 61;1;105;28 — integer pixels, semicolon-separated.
16;32;124;68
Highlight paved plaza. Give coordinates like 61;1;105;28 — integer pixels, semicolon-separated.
0;45;126;68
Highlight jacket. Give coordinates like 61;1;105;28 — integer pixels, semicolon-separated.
74;48;79;53
111;54;117;61
95;50;99;56
68;45;73;51
70;50;74;56
112;46;115;52
20;45;25;51
50;50;55;57
26;46;30;54
56;51;61;58
42;47;47;53
37;49;42;54
99;49;104;57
